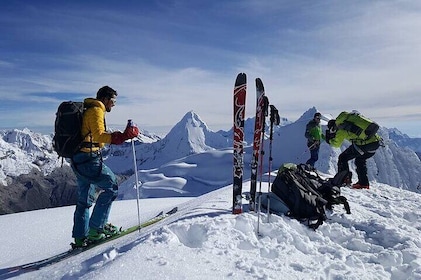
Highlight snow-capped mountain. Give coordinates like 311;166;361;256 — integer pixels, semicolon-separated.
0;128;160;186
387;127;421;157
265;107;421;191
112;107;421;199
104;110;230;174
1;108;421;214
0;128;161;214
0;128;59;185
165;110;229;151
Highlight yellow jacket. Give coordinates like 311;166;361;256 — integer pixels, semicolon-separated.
329;111;381;147
80;98;112;153
329;129;381;148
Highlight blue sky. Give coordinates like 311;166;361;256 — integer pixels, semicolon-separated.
1;1;421;137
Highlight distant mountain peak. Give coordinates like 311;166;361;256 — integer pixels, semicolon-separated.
296;107;332;125
166;111;209;139
180;110;209;130
297;107;319;122
160;111;227;157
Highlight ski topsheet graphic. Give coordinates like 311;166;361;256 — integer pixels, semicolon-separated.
250;78;269;211
250;78;268;210
232;73;246;214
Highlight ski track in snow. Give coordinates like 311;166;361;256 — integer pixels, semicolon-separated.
11;181;421;280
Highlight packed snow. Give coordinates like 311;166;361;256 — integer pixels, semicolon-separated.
1;169;420;279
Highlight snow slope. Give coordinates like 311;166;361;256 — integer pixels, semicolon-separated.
1;178;420;280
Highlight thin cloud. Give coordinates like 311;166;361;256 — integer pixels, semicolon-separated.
1;1;421;136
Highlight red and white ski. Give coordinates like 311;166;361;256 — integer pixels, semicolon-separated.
233;73;246;214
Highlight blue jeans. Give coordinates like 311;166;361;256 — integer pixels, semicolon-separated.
71;152;118;239
306;146;319;167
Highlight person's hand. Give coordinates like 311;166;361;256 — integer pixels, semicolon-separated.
124;125;139;139
111;125;139;145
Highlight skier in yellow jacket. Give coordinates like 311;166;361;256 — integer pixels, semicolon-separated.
71;86;139;247
326;111;382;189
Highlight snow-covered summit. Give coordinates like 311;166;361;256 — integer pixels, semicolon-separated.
296;106;333;126
387;127;421;154
104;111;230;174
0;129;60;185
162;110;229;154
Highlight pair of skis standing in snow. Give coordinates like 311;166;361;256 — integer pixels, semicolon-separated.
232;73;280;216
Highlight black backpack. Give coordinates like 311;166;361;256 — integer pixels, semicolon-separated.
271;163;350;229
53;101;85;158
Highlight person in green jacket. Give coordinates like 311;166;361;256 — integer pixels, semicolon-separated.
304;112;325;167
326;111;381;189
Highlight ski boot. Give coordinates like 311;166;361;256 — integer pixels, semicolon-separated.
88;228;106;243
103;223;122;237
71;237;88;249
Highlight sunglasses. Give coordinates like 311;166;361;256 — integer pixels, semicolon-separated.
109;97;117;104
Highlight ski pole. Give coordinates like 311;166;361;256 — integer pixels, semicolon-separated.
129;120;142;232
296;141;317;161
266;105;280;222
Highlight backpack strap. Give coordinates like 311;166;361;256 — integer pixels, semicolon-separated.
307;215;325;230
284;169;327;229
80;142;100;149
338;196;351;214
284;169;327;205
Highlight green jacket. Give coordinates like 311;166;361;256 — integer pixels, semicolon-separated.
329;111;381;148
305;119;325;142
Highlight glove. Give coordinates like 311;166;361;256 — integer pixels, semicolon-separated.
111;131;125;145
111;125;139;145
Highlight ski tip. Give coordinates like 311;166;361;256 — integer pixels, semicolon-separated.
255;78;264;90
167;207;178;214
235;73;247;84
263;95;269;101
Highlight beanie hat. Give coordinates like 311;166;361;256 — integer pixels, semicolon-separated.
97;86;118;99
